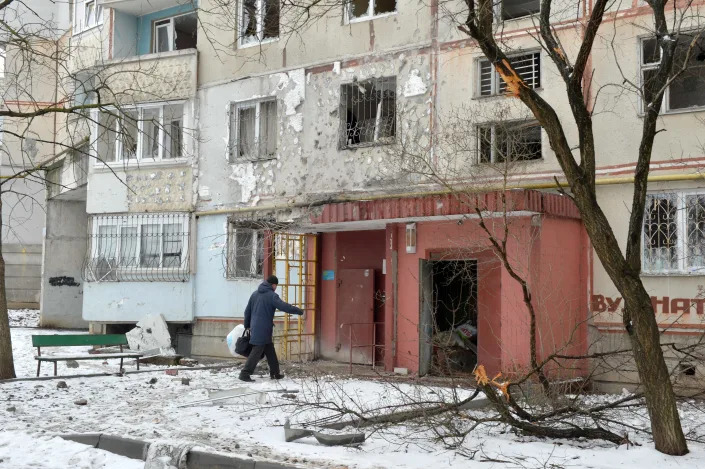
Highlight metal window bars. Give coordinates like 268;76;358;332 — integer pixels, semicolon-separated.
84;213;190;282
479;52;540;96
340;76;397;148
643;193;705;273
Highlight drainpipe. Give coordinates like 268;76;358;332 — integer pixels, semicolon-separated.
429;0;440;167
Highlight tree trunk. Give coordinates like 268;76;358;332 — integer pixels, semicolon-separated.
622;284;687;455
0;198;16;379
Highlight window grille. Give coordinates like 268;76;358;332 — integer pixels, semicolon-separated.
226;225;265;279
84;213;190;282
340;76;396;149
641;32;705;112
478;52;541;97
477;121;542;163
643;192;705;273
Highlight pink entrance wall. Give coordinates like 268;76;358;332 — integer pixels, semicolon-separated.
386;217;588;377
319;231;386;362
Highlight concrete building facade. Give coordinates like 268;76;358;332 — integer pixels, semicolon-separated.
36;0;705;388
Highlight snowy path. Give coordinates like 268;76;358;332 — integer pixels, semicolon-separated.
2;320;705;469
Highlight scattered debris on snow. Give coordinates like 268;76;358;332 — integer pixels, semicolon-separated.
125;314;175;355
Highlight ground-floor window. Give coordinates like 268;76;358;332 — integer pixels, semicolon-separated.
84;212;190;282
226;223;265;279
643;191;705;274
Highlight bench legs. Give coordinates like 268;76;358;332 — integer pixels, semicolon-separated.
120;357;123;373
136;358;140;370
53;362;57;377
36;360;40;377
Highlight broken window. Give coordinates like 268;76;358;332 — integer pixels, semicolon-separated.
347;0;397;20
229;99;277;163
85;213;190;282
239;0;280;46
153;12;198;53
641;32;705;112
501;0;540;20
340;76;396;148
96;103;185;164
226;226;265;279
477;121;542;163
478;51;541;96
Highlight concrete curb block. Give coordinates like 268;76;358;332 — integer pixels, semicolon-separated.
61;434;149;461
60;434;300;469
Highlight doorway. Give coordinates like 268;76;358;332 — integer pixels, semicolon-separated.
420;259;478;376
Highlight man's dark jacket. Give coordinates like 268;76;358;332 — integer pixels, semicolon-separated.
244;281;303;345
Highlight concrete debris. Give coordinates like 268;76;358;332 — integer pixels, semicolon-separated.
74;399;87;406
394;367;409;375
165;369;178;376
179;358;198;367
284;419;365;446
6;406;16;412
148;377;158;385
126;314;175;354
181;378;190;386
56;381;68;389
144;441;192;469
66;360;79;369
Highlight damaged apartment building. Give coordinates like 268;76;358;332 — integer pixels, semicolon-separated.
36;0;705;390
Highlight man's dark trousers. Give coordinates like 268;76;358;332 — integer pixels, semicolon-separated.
241;343;280;377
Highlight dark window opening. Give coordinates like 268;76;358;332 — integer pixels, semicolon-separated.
340;76;396;148
502;0;540;20
477;121;542;163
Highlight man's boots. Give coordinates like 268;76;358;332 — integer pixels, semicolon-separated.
239;373;255;382
270;373;285;380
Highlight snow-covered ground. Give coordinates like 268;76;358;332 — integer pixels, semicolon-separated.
2;323;705;469
0;431;143;469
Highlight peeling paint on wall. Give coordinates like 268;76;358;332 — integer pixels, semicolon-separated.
404;69;428;97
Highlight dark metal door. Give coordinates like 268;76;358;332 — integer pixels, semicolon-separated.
337;269;375;365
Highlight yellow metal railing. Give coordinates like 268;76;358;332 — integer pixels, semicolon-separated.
272;233;317;360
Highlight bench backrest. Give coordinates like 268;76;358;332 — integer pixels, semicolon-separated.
32;334;129;348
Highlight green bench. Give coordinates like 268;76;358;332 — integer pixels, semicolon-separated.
32;334;143;377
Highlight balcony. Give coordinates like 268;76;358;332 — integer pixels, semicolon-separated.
101;0;192;16
99;48;197;104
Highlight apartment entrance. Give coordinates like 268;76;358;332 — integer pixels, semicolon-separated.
420;259;478;376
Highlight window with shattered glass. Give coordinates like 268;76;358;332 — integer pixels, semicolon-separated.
340;76;396;148
239;0;279;45
347;0;396;21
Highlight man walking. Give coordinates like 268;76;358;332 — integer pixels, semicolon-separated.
239;275;304;382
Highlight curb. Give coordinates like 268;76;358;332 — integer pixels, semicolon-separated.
59;433;299;469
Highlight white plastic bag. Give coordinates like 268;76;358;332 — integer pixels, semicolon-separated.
226;324;246;357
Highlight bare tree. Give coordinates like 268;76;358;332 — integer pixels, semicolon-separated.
0;0;197;379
